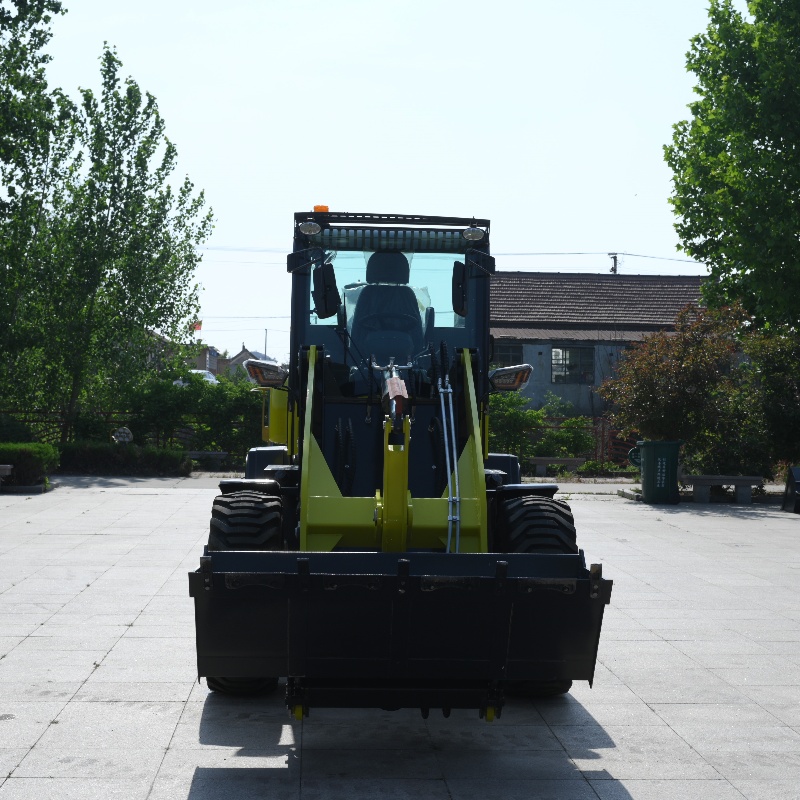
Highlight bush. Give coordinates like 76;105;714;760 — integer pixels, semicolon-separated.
0;414;35;443
58;442;191;476
578;459;640;477
0;443;59;485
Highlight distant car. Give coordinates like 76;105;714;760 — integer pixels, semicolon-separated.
173;370;220;386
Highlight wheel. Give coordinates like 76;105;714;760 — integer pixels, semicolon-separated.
206;490;282;695
497;494;577;699
499;494;578;554
208;490;282;551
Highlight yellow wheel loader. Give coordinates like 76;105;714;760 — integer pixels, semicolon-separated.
189;210;612;719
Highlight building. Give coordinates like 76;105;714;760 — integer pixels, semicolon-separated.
490;272;705;416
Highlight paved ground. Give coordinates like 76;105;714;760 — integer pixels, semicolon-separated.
0;476;798;799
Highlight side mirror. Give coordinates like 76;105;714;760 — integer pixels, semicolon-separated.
452;260;468;317
312;261;341;319
489;364;532;392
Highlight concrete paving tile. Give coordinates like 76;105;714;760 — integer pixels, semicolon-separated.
435;749;579;781
171;703;295;752
0;638;22;657
608;668;749;704
11;746;165;780
300;778;450;800
709;665;800;686
589;778;744;799
0;750;29;777
553;725;720;780
427;723;562;751
30;700;183;752
445;778;598;800
0;778;150;799
729;779;800;799
1;682;81;702
650;703;785;727
301;748;442;780
149;762;297;800
72;681;193;703
702;751;800;781
0;703;66;749
674;723;800;753
537;701;665;727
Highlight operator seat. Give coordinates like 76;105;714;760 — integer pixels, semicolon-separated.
349;251;424;365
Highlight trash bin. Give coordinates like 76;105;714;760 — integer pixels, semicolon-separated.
628;440;681;504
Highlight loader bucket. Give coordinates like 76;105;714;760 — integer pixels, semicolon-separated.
189;549;613;715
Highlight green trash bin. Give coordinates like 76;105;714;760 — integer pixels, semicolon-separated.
628;440;681;504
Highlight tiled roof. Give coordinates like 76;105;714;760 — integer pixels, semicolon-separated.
490;327;654;342
490;272;704;328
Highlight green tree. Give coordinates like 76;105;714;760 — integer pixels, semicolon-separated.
488;391;544;468
598;305;740;442
598;304;778;476
0;0;66;407
47;46;213;439
665;0;800;326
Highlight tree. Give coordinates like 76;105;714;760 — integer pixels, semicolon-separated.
0;44;213;438
665;0;800;327
598;304;776;476
48;46;213;439
488;391;544;468
0;0;66;407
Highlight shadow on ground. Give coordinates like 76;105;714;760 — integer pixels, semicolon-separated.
184;688;631;800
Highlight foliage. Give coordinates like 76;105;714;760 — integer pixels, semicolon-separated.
665;0;800;327
126;374;263;467
0;441;58;484
0;40;212;440
598;304;798;477
0;413;34;442
58;441;190;476
597;305;740;441
578;459;639;477
488;390;595;472
488;391;544;466
740;327;800;465
0;1;66;412
532;392;595;458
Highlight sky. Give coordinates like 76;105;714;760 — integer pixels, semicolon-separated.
43;0;741;363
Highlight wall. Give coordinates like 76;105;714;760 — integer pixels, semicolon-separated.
517;341;625;416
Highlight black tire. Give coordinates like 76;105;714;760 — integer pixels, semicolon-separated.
206;491;282;695
208;491;282;551
500;494;578;555
498;495;577;699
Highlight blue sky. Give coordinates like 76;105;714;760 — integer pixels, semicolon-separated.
45;1;741;361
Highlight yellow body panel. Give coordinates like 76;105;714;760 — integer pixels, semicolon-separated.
298;346;488;553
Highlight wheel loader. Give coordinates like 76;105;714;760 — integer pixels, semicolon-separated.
189;209;612;720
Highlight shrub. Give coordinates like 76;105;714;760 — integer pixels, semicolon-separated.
58;442;190;476
0;414;35;443
0;443;59;485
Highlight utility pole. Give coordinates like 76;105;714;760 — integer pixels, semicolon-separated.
264;329;268;359
608;253;618;274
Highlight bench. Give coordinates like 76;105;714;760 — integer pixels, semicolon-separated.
186;451;229;468
529;457;586;477
684;475;763;505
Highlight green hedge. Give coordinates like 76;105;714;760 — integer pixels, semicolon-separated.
58;442;191;476
0;443;59;485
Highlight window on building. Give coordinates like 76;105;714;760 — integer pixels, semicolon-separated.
551;346;595;384
493;341;524;367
